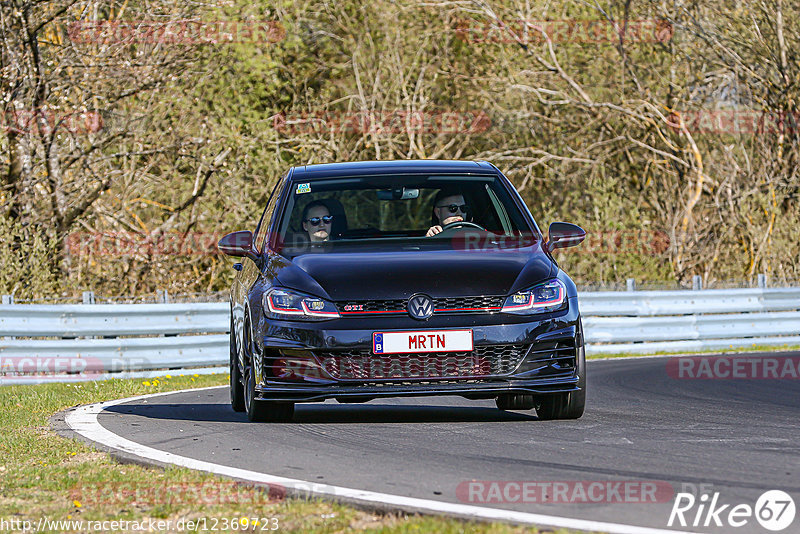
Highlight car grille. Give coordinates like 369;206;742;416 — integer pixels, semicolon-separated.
434;296;504;311
337;296;504;315
338;299;407;313
314;344;529;381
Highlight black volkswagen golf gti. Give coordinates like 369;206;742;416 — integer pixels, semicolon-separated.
219;160;586;422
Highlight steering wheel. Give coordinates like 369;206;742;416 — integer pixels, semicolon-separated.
440;221;486;232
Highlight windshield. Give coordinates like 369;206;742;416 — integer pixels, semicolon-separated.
275;174;536;257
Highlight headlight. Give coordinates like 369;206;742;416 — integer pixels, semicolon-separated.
263;288;340;321
501;279;566;314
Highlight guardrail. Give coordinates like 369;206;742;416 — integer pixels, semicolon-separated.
0;303;229;337
2;287;800;383
582;288;800;355
0;301;230;384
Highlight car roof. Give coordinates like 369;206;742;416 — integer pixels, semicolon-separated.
290;160;498;181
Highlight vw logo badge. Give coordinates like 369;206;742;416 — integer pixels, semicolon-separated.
407;294;434;320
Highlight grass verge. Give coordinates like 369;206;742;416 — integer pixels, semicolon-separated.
0;374;557;533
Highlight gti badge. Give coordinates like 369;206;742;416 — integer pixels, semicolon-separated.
407;294;434;320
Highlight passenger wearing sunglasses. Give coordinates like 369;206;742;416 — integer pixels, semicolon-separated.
426;188;470;237
301;200;335;242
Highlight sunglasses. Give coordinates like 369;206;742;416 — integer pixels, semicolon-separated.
437;204;469;214
304;215;334;226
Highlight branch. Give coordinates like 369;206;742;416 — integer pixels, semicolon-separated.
155;148;231;232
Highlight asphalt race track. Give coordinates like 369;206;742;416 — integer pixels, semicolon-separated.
60;354;800;533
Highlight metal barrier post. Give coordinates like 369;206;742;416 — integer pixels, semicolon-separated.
626;278;636;291
82;291;96;304
1;295;14;339
692;275;703;290
758;273;767;288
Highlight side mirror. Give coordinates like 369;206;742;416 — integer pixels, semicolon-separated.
218;231;258;261
546;222;586;253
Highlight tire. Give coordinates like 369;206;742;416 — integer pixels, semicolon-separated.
229;317;245;412
244;364;295;423
537;317;586;420
496;393;535;410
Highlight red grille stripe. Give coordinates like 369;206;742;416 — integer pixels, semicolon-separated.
434;307;502;312
340;307;501;315
340;310;404;315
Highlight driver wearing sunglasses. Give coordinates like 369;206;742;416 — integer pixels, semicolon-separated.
426;188;470;237
301;200;335;242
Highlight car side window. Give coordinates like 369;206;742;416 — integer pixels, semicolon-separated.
255;174;286;253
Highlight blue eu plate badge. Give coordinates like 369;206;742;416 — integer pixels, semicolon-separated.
373;333;384;354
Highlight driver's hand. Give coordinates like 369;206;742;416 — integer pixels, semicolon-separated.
426;225;443;237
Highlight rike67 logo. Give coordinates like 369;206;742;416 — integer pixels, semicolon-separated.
668;490;795;531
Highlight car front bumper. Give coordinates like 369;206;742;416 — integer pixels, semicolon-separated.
254;297;582;403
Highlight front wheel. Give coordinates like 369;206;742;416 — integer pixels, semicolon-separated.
244;364;295;423
229;318;245;412
537;318;586;420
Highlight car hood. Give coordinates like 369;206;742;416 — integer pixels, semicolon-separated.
273;246;554;301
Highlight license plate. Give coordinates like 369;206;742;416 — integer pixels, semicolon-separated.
373;330;473;354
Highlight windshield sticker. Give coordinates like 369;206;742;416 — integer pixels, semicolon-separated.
296;183;311;194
